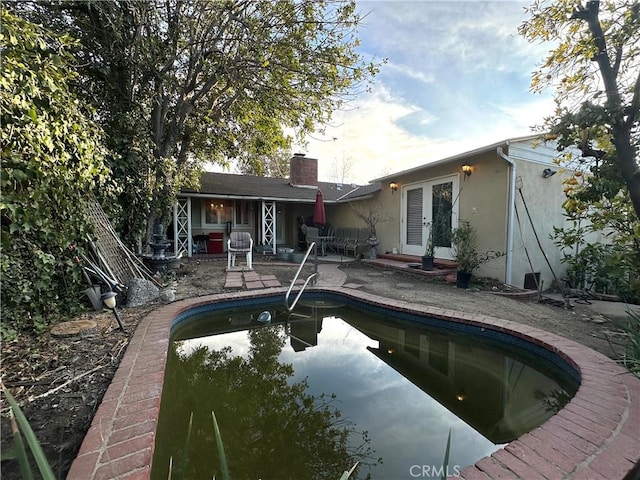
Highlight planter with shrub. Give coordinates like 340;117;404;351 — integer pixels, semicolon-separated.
451;221;504;289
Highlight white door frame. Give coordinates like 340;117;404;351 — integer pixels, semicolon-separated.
401;175;459;258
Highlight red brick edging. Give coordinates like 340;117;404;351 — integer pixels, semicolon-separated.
67;287;640;479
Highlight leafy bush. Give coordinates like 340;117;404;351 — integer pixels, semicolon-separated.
1;8;115;330
451;221;504;274
559;241;639;303
619;309;640;378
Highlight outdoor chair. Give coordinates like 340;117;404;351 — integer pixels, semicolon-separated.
227;231;253;270
326;227;345;253
341;227;361;256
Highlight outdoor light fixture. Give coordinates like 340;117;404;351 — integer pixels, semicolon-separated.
389;181;398;193
542;168;557;178
101;291;125;332
461;164;473;177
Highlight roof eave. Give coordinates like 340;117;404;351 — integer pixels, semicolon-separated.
179;192;339;204
373;134;544;182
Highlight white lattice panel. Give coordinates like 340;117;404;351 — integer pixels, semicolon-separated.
262;201;276;255
174;197;191;256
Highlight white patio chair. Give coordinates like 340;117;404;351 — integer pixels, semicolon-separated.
227;232;253;270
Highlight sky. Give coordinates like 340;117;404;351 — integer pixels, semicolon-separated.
293;0;557;184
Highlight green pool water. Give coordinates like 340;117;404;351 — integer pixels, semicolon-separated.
151;301;578;480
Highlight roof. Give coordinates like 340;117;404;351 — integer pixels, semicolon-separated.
372;134;545;182
182;171;380;204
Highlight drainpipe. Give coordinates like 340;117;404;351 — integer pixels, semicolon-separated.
497;146;515;285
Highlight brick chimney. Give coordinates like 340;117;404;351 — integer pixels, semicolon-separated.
289;153;318;187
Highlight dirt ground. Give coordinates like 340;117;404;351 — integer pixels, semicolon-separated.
0;258;631;479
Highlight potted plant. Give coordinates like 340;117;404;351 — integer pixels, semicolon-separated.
451;221;504;288
421;223;435;270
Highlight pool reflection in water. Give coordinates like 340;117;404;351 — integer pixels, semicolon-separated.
152;303;578;480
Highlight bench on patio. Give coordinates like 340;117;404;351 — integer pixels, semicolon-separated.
326;227;370;256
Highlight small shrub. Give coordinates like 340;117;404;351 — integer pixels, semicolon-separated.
562;242;639;303
618;310;640;378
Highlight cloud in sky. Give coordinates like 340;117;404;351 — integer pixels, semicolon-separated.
296;1;556;184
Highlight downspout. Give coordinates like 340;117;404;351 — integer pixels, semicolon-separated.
497;146;515;285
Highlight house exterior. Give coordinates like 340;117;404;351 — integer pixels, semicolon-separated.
371;134;591;289
174;135;591;290
172;154;379;257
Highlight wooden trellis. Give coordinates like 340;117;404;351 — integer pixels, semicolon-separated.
86;199;160;286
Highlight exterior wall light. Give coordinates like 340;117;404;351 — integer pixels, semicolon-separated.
389;181;399;193
461;164;473;177
542;168;557;178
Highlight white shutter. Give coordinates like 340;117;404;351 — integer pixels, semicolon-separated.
406;188;423;246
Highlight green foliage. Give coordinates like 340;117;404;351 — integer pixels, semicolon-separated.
0;7;115;330
424;223;435;258
553;233;640;302
617;309;640;378
520;0;640;220
550;169;639;302
451;221;505;274
521;0;640;304
236;147;293;178
17;1;382;245
211;411;231;480
1;382;56;480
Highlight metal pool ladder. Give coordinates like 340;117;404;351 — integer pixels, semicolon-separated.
285;242;318;312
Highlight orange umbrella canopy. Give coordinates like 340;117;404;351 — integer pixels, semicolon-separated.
313;189;326;226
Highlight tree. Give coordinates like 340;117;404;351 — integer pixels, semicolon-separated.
330;153;355;184
16;1;380;247
0;8;115;331
520;0;640;221
236;147;292;178
520;0;640;300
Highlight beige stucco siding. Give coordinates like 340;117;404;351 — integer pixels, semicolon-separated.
509;158;569;289
378;150;510;281
456;151;509;281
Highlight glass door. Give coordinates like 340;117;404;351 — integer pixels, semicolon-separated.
401;176;458;259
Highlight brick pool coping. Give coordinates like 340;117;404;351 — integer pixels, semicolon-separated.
68;287;640;480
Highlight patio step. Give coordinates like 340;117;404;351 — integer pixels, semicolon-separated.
369;253;457;277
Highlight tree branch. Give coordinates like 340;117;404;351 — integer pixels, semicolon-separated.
626;70;640;131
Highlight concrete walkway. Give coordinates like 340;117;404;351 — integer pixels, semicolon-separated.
223;261;351;290
315;263;347;287
223;270;282;289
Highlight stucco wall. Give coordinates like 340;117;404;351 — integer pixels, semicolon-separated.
378;149;510;281
328;187;398;254
456;151;509;281
510;158;569;289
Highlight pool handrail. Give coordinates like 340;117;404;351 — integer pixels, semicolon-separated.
285;242;318;312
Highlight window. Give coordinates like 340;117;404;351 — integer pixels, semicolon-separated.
203;199;251;227
432;182;453;248
235;200;250;225
205;200;233;225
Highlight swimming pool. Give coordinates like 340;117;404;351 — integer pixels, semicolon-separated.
151;293;578;479
66;287;640;480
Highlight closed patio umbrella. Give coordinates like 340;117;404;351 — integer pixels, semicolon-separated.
313;189;326;226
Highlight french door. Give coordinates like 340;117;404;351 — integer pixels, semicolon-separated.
401;176;459;259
